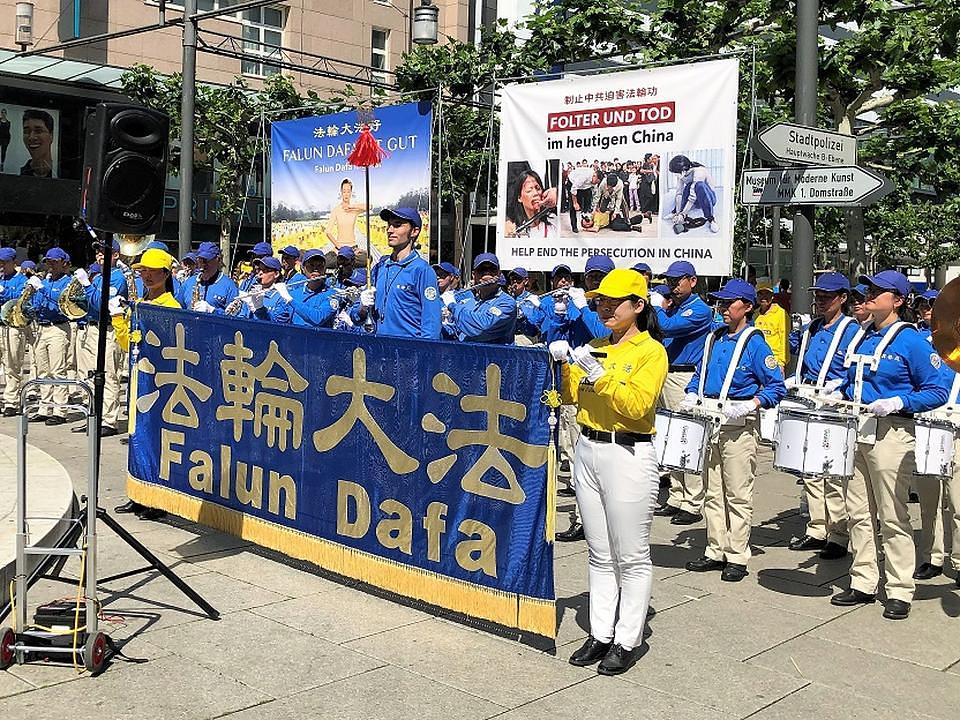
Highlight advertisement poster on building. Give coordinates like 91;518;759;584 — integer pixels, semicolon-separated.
270;102;433;260
496;59;739;275
0;103;60;178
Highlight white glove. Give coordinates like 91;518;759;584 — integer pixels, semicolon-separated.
866;396;904;417
525;293;541;308
784;376;798;390
193;299;215;313
360;287;376;307
28;275;43;290
274;282;293;303
243;293;264;313
649;291;665;309
678;392;699;411
570;345;605;383
441;290;457;308
822;378;844;392
73;268;91;287
548;340;570;362
107;296;125;317
567;287;588;309
723;399;757;421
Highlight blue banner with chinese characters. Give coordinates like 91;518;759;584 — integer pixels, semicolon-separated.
127;306;556;636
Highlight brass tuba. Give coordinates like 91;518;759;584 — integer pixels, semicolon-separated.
57;276;89;320
2;282;38;329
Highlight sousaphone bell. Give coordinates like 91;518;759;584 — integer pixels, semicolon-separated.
931;275;960;373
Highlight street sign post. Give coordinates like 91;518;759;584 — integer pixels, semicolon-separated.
752;122;857;167
740;165;894;207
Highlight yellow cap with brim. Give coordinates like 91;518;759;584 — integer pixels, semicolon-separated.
132;248;174;271
586;267;648;299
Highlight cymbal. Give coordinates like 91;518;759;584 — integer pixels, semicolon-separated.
931;276;960;373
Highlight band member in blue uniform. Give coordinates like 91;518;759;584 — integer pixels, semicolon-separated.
240;241;273;293
682;278;786;581
363;207;441;339
533;264;574;344
180;241;240;313
505;267;541;344
831;270;947;620
280;245;305;284
655;260;714;524
443;253;517;344
27;249;76;425
332;246;356;289
567;254;614;348
238;256;292;324
786;272;859;558
433;261;461;293
0;246;28;415
274;249;339;328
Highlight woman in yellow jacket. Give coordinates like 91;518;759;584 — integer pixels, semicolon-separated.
549;268;667;676
754;286;789;369
111;248;181;520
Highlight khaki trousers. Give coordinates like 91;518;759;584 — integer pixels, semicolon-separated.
1;325;29;407
661;371;703;513
916;437;960;570
33;323;71;418
558;404;581;524
703;420;758;565
802;473;849;546
78;323;122;429
844;417;916;602
68;323;83;380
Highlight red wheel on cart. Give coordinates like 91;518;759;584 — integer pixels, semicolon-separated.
84;632;107;674
0;627;15;669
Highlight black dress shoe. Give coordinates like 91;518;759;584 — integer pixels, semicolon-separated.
2;407;17;417
819;542;848;560
830;588;875;606
913;562;943;580
597;643;640;675
685;556;726;572
559;460;570;474
137;507;167;521
44;416;66;426
653;503;679;517
71;425;87;433
721;563;748;582
883;598;911;620
557;487;576;497
789;535;826;552
671;510;703;525
28;414;49;423
568;636;611;666
114;500;146;514
100;426;119;437
556;523;585;542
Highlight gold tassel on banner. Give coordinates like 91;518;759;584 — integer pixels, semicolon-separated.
127;475;556;637
541;365;563;544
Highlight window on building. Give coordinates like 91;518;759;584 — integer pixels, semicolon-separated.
371;28;389;85
240;7;284;77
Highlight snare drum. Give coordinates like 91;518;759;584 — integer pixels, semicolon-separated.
759;396;815;445
914;416;956;479
654;409;712;475
773;407;857;479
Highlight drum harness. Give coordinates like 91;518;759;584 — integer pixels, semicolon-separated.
695;326;761;434
842;321;910;444
793;315;856;389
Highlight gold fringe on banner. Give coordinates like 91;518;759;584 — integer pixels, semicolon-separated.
128;475;556;637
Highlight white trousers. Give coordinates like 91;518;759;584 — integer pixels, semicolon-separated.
574;435;658;650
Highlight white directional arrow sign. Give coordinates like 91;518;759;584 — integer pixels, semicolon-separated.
752;122;857;167
740;165;894;207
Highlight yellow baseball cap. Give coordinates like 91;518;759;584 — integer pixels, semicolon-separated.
133;248;174;271
586;268;648;299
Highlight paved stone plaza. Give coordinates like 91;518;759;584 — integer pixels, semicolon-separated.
0;414;958;720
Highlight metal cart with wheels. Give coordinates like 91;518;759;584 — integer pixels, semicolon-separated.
1;378;109;674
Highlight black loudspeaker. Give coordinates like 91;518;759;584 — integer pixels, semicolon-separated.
80;103;169;234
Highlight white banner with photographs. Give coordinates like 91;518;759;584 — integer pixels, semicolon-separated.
496;59;739;274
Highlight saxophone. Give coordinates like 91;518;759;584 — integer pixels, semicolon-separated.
191;269;202;309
